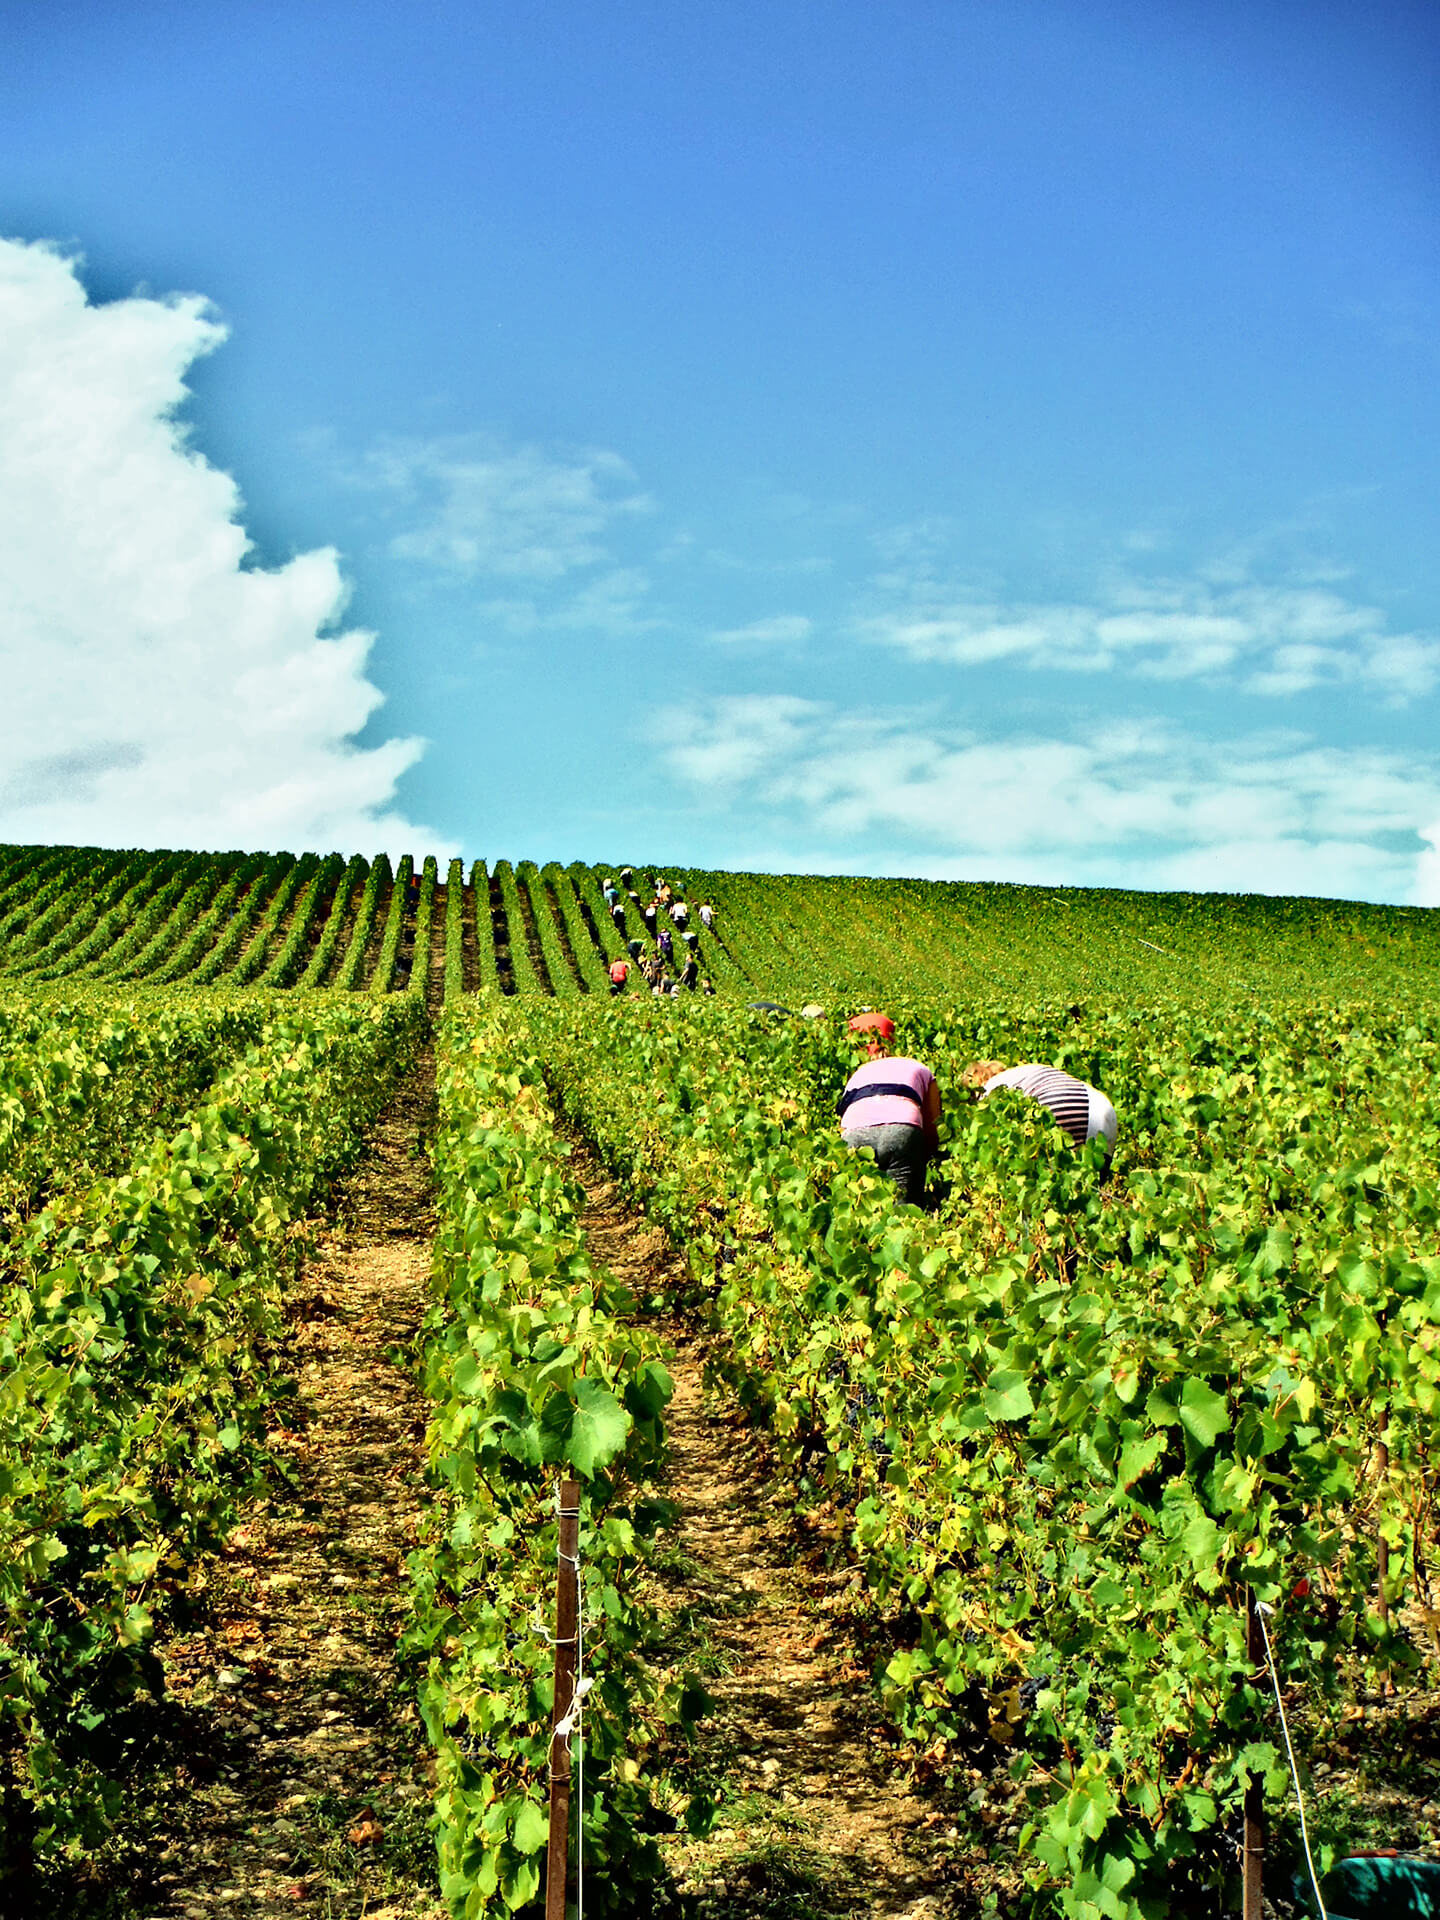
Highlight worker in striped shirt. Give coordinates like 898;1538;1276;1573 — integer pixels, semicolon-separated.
962;1059;1118;1157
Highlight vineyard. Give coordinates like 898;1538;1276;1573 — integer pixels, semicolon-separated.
2;839;1440;1919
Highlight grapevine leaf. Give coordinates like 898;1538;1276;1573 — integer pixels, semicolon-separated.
564;1378;632;1477
1254;1228;1293;1277
1182;1512;1223;1577
501;1857;541;1910
1178;1377;1229;1447
685;1791;717;1837
511;1798;547;1855
984;1368;1034;1423
625;1359;674;1419
1118;1431;1165;1489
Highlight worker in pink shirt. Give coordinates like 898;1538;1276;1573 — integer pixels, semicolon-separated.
837;1012;941;1205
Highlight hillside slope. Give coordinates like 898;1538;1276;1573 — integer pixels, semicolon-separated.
0;841;1435;1004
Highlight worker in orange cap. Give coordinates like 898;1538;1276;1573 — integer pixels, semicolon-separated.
837;1013;941;1205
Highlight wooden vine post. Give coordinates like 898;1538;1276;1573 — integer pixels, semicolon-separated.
1243;1590;1265;1920
545;1479;582;1920
1377;1437;1393;1695
1376;1438;1391;1625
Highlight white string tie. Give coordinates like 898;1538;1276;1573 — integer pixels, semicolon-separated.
1254;1598;1327;1920
554;1674;592;1739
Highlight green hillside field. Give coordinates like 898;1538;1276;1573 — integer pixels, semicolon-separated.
3;838;1439;1920
1;838;1437;1003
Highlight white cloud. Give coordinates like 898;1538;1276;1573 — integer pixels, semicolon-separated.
472;565;659;641
0;238;440;856
341;429;660;642
1418;821;1440;906
663;694;1440;905
357;434;652;580
709;614;813;648
857;559;1440;702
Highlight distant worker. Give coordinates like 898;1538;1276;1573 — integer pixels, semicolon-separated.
603;879;619;906
642;899;658;935
627;938;642;959
963;1060;1118;1158
658;926;673;961
619;867;634;887
700;976;716;996
670;899;689;927
699;901;715;930
837;1014;940;1206
680;955;699;989
608;958;629;996
682;928;699;951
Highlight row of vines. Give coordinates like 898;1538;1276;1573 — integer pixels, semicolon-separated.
406;998;704;1915
5;867;1440;1915
0;846;727;1003
0;991;427;1876
513;992;1440;1917
8;837;1439;1003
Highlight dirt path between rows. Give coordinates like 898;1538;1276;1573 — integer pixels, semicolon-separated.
130;1053;443;1920
58;1038;1437;1920
570;1140;974;1920
93;1056;988;1920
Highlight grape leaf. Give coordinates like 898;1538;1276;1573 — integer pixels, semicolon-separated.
1179;1377;1229;1447
564;1378;633;1476
984;1368;1035;1422
511;1798;548;1855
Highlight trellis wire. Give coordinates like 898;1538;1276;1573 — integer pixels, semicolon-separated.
1254;1599;1327;1920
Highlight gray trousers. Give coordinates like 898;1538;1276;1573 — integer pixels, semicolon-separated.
842;1123;931;1205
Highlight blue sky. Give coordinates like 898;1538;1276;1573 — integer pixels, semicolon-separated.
2;0;1439;899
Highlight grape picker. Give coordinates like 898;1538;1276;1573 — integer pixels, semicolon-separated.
837;1012;941;1205
962;1059;1118;1157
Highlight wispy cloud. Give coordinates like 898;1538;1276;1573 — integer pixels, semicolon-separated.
341;430;663;641
708;614;813;648
0;238;438;856
472;564;660;642
355;435;653;580
662;693;1440;904
856;533;1440;701
1340;291;1435;356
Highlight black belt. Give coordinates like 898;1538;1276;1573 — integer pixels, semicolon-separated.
837;1082;924;1119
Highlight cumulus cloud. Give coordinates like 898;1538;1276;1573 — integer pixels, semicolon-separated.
0;238;438;855
662;694;1440;904
857;552;1440;702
